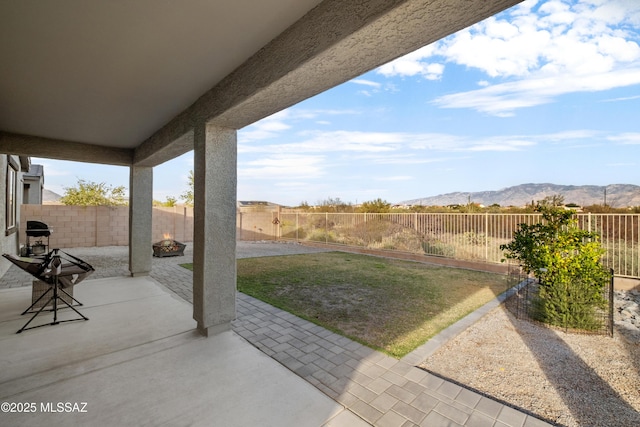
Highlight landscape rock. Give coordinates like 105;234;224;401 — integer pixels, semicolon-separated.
614;290;640;343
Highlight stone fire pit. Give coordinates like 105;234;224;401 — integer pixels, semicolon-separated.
152;239;186;257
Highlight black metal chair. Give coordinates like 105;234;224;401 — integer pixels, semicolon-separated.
3;249;94;333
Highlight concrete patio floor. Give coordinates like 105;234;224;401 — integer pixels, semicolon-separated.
0;243;551;426
0;275;364;426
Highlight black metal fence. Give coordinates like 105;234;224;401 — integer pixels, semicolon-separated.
505;269;615;336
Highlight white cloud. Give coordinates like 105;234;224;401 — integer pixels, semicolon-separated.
607;132;640;144
433;67;640;116
351;79;381;88
239;107;361;144
241;129;540;158
373;176;413;181
241;109;291;141
239;154;326;179
377;45;445;80
606;162;636;166
241;130;407;154
602;94;640;102
376;0;640;115
239;124;636;182
348;153;454;165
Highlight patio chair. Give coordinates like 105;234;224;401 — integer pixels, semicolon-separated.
3;249;94;333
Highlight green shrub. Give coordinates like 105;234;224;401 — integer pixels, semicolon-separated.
500;206;610;330
306;229;339;243
422;240;456;257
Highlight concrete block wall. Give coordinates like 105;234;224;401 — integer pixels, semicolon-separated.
152;207;194;243
19;205;280;249
21;205;126;248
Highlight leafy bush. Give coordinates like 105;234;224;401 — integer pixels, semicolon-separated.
60;179;127;206
500;206;611;330
422;240;456;257
307;229;339;243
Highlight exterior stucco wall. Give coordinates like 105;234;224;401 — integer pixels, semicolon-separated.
0;155;24;276
23;176;43;204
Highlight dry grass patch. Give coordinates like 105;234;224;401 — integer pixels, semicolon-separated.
231;252;511;358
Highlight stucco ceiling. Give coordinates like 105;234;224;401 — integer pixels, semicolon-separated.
0;0;522;166
0;0;324;148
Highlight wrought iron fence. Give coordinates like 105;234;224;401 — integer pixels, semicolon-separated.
505;269;615;336
277;212;640;279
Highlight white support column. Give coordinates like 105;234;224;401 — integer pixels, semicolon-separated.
193;123;237;336
129;166;153;276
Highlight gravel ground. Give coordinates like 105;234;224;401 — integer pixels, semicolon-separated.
420;304;640;427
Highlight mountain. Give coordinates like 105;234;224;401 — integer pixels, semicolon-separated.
43;188;62;203
402;183;640;208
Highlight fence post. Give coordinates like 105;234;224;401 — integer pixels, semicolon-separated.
296;213;299;242
609;268;614;337
325;212;328;244
485;212;489;262
588;212;592;233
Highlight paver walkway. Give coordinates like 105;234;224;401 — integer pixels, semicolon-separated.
0;243;551;427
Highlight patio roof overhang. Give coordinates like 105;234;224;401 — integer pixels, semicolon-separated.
0;0;523;167
1;0;524;336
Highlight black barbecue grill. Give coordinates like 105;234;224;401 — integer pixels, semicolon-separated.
25;221;51;256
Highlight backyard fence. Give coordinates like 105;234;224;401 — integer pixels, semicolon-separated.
505;270;615;336
19;205;277;248
19;205;640;280
277;212;640;279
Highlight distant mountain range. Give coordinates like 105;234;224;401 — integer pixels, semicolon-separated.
402;183;640;208
43;189;62;203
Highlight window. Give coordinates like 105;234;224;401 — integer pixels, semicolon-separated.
6;157;18;235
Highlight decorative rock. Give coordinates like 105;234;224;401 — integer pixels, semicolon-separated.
614;290;640;343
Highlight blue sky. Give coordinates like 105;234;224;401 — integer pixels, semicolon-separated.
37;0;640;206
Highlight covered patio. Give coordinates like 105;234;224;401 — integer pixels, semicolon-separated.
0;0;523;335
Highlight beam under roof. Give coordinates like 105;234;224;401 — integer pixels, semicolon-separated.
0;132;133;166
133;0;522;167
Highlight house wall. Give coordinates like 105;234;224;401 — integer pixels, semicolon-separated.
0;155;25;276
23;176;43;204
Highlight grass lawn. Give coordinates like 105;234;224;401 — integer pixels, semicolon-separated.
182;252;513;358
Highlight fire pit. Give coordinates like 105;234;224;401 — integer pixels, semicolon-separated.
153;237;186;257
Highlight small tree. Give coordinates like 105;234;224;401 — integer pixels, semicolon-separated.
60;179;127;206
180;170;194;207
500;206;610;330
296;201;312;211
315;197;353;213
357;198;391;213
155;196;177;207
538;194;565;207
